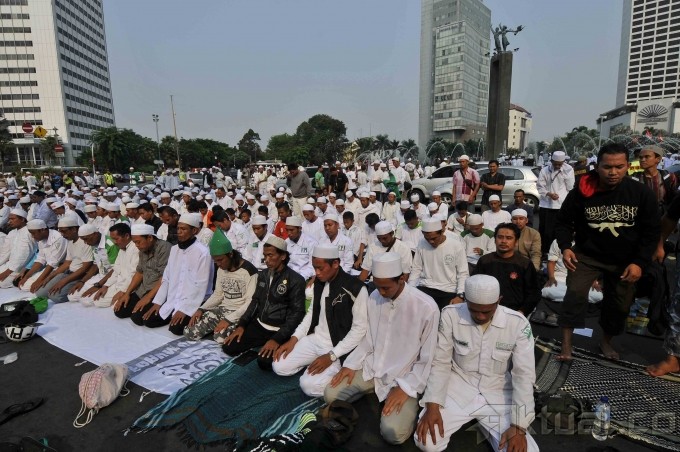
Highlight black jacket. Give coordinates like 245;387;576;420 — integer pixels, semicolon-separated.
238;265;306;344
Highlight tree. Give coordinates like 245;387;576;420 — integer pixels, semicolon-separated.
266;133;308;164
295;114;347;164
389;139;400;150
0;116;12;171
238;129;262;163
39;136;58;166
90;127;157;171
373;134;390;151
400;138;417;150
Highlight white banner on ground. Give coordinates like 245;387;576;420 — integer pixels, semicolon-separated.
126;338;230;395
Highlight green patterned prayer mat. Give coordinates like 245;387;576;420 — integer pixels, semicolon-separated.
535;338;680;451
128;358;323;447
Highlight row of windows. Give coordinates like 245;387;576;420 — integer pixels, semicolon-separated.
0;27;30;33
57;27;107;63
0;53;33;60
0;80;37;87
59;42;107;73
0;13;29;20
65;93;112;114
61;66;110;93
8;119;42;126
0;41;32;47
66;106;113;124
54;0;104;30
0;67;35;74
0;94;38;100
70;131;91;140
0;0;28;5
55;12;105;52
60;54;109;83
1;107;40;113
60;0;103;22
64;80;110;103
69;118;104;131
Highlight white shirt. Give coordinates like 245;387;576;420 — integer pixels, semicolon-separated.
343;284;439;401
320;233;354;273
422;304;536;429
0;205;9;229
547;239;569;283
66;238;94;273
302;218;325;243
0;226;37;273
537;163;575;209
293;282;369;358
409;235;469;294
462;230;496;265
153;240;214;319
395;223;422;252
197;227;214;247
106;241;139;290
481;209;512;232
412;203;428;220
35;230;67;269
381;202;400;226
361;238;413;276
344;197;362;216
370;168;384;192
447;212;470;234
341;223;365;256
356;203;380;229
223;222;249;254
286;233;318;280
243;232;271;270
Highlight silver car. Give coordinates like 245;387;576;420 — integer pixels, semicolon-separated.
409;164;462;203
433;166;540;212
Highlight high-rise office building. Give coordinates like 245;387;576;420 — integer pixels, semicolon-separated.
418;0;491;155
0;0;115;167
600;0;680;136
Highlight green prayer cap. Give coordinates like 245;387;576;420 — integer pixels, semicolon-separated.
209;228;233;256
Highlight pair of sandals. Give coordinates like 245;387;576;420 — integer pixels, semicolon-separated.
0;398;44;426
531;310;558;327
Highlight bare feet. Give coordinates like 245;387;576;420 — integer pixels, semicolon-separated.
555;353;572;362
646;355;680;377
599;339;619;360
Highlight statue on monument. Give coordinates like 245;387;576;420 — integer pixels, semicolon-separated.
492;24;524;53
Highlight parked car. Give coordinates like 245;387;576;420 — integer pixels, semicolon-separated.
433;166;541;212
409;164;461;203
187;172;203;186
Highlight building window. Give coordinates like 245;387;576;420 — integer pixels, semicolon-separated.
0;54;34;60
0;94;39;100
0;27;30;33
1;107;40;113
0;0;28;5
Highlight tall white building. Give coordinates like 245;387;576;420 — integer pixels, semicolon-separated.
600;0;680;136
0;0;115;167
508;103;531;152
419;0;491;155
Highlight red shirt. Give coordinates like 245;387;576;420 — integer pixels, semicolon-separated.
274;220;288;239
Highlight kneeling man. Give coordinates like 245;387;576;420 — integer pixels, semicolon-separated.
273;244;368;396
415;274;538;452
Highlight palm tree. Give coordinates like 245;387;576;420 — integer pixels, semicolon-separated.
0;116;11;171
373;134;390;150
39;136;58;166
91;127;128;170
389;139;400;150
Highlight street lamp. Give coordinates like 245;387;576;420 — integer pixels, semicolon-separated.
152;114;160;163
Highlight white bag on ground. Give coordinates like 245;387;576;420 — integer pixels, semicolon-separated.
73;363;129;428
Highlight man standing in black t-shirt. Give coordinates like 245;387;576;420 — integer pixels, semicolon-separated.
327;167;348;199
474;222;540;315
479;160;506;212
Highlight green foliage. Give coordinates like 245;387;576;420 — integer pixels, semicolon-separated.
237;129;262;162
546;125;601;156
39;136;58;165
0;116;12;170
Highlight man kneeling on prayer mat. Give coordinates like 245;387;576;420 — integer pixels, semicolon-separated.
223;235;306;370
75;223;139;308
184;228;258;343
325;252;439;445
0;209;37;289
272;244;368;396
132;213;213;335
414;274;538;452
113;224;171;320
18;219;67;293
66;223;118;304
34;217;94;303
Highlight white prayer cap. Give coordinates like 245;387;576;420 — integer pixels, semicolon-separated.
488;195;500;202
78;223;98;237
465;274;500;305
388;192;396;197
178;213;201;228
307;197;316;204
372;252;402;278
51;202;65;210
359;192;369;199
57;216;78;228
551;151;567;162
126;203;139;209
312;244;339;259
251;215;268;226
131;224;156;237
432;191;441;196
45;197;58;204
106;203;120;212
421;218;442;232
285;216;303;227
467;214;483;226
328;192;336;198
400;200;410;209
264;235;287;252
380;163;387;168
160;192;171;198
302;204;315;212
458;154;470;162
234;194;244;201
375;221;393;236
275;192;284;199
345;190;353;198
27;219;47;230
511;208;528;218
335;199;345;206
410;194;420;203
260;195;269;201
172;191;181;196
150;198;159;205
121;197;131;204
246;193;256;200
392;156;400;162
317;196;327;204
373;160;381;165
196;196;204;201
369;191;376;197
106;191;116;197
19;196;30;203
323;214;340;224
7;195;18;200
427;202;438;212
57;188;66;194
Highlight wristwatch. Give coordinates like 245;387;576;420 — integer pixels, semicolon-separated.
329;351;338;362
457;292;465;299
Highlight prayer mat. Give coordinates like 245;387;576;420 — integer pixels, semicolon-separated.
535;338;680;451
129;358;324;447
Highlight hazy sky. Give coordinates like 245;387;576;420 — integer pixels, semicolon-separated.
103;0;623;148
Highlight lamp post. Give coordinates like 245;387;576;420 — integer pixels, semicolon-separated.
598;115;606;150
152;114;160;163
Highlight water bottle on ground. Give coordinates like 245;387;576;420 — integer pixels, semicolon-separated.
592;396;610;441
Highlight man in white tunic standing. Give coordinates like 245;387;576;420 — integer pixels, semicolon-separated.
414;274;538;452
325;252;439;445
